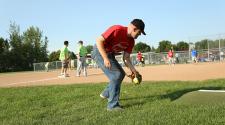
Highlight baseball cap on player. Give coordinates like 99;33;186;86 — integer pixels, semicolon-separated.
131;19;146;35
78;40;83;44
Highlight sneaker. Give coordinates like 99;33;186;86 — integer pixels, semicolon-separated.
58;75;66;78
100;94;108;99
107;106;124;111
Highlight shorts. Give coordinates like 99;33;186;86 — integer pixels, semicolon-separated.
62;60;69;68
168;57;174;64
192;56;197;61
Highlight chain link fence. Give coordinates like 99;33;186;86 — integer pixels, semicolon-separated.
189;34;225;62
33;34;225;71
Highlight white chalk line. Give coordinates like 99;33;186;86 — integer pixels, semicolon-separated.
198;90;225;93
6;77;60;86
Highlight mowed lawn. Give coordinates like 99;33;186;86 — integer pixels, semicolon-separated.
0;79;225;125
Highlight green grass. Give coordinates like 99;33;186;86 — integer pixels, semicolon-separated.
174;91;225;105
0;79;225;125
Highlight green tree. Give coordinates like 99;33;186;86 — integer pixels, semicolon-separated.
86;45;93;54
0;37;9;53
41;36;49;61
195;39;210;50
8;22;25;71
0;37;10;72
133;42;151;53
176;41;189;51
157;40;172;52
23;26;49;69
49;50;60;62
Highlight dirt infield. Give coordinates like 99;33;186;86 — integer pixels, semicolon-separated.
0;62;225;87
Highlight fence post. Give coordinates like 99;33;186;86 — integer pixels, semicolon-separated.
33;63;35;72
56;61;58;69
219;35;221;61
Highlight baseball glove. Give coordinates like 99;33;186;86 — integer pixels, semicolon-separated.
127;73;142;85
133;74;142;85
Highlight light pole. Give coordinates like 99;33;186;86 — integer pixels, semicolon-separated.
207;40;209;61
219;34;221;61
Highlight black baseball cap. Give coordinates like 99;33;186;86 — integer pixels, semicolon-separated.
131;19;146;35
78;40;83;44
64;41;69;45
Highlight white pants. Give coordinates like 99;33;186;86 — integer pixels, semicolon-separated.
168;57;174;65
77;57;87;76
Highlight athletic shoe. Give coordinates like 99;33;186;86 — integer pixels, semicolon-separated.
107;106;124;111
58;74;69;78
58;75;66;78
100;94;108;99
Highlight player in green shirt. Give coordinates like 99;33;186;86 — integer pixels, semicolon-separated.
59;41;69;77
76;40;88;77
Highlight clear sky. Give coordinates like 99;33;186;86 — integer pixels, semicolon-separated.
1;0;225;52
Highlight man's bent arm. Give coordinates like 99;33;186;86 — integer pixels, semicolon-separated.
96;36;111;68
123;52;138;74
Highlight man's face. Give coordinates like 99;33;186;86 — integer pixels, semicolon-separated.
131;27;142;39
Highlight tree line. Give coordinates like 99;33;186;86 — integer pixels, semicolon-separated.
1;23;225;72
0;22;48;72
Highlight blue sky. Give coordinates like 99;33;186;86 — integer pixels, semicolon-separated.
1;0;225;52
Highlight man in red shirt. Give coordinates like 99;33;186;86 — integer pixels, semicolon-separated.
167;49;174;65
137;51;142;62
137;51;144;66
92;19;146;111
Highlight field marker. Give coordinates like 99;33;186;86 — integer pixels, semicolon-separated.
198;90;225;93
6;77;60;86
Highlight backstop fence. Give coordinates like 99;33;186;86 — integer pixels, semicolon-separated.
34;33;225;71
33;47;225;72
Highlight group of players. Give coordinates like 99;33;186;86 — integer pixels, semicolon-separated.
166;48;198;66
58;40;88;78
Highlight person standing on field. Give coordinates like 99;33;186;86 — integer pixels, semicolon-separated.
76;40;88;77
91;19;146;111
59;41;69;78
137;51;144;66
191;48;198;63
167;49;174;65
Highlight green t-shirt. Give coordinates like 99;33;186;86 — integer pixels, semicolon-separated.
77;45;87;57
59;46;69;60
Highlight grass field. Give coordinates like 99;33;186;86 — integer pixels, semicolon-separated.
0;79;225;125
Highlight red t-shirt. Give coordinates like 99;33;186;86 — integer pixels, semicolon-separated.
102;25;134;54
168;51;173;57
137;52;142;60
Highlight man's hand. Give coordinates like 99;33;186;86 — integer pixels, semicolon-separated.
104;58;111;69
127;72;135;79
96;36;111;69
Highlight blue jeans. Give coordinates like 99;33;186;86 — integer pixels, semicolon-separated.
91;45;125;109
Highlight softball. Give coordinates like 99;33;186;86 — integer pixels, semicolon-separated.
133;77;139;84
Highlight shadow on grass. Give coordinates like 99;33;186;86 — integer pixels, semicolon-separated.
121;86;225;108
162;86;225;101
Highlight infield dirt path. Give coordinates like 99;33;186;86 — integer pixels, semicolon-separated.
0;62;225;87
